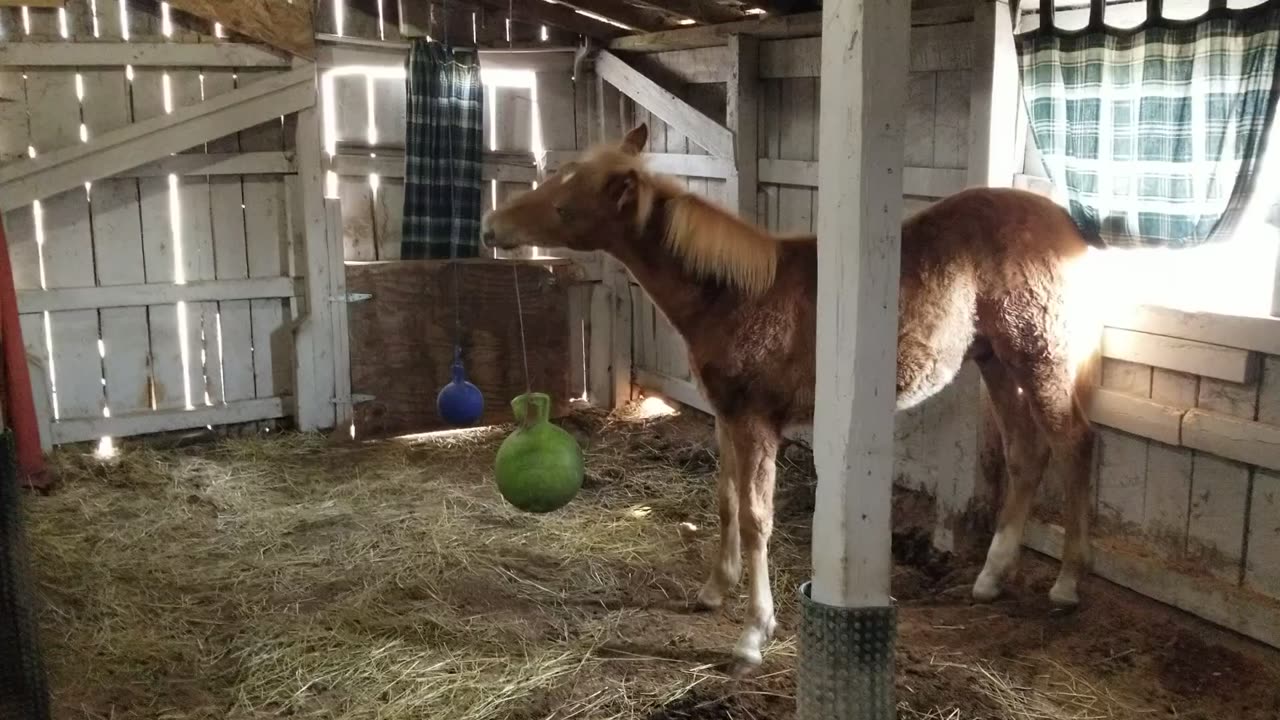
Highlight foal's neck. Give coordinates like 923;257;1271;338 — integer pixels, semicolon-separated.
609;205;731;341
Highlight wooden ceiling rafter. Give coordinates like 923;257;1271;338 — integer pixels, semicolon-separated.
464;0;629;39
625;0;749;24
161;0;312;58
543;0;680;32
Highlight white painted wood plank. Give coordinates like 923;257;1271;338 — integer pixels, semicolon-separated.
121;152;295;177
371;74;406;147
240;68;296;404
1087;387;1183;446
634;368;712;414
1145;369;1198;553
757;26;973;79
18;277;298;313
79;23;152;417
757;158;967;199
595;50;734;160
1102;328;1258;384
373;178;404;261
315;38;575;72
204;68;255;405
777;78;816;234
0;65;316;212
758;78;781;230
0;41;290;67
587;283;613;407
932;69;970;170
811;0;910;608
339;175;378;261
1104;305;1280;357
28;68;105;423
905;72;937;168
1183;409;1280;473
1186;452;1250;583
1023;520;1280;650
1198;377;1259;419
50;396;287;444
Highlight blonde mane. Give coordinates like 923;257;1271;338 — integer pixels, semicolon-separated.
578;144;783;296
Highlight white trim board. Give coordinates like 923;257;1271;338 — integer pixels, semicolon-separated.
122;152;295;178
1105;305;1280;357
0;41;290;67
18;277;298;314
50;397;288;445
0;65;315;212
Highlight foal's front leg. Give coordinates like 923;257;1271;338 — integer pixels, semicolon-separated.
728;421;778;672
697;418;741;610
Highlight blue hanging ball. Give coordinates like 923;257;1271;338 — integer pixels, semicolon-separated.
437;355;485;426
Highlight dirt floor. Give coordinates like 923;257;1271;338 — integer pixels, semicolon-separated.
21;402;1280;719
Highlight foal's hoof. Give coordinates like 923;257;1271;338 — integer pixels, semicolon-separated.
971;574;1003;603
1048;580;1079;608
694;585;725;611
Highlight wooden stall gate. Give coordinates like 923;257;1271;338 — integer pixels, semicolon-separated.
0;1;340;447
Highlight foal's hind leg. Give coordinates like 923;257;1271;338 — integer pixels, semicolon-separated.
696;418;741;610
972;356;1051;602
726;418;779;671
1031;382;1094;606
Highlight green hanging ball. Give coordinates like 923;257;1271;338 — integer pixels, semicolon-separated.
494;392;584;514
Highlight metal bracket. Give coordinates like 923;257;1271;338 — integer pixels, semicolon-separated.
333;393;375;405
330;292;371;303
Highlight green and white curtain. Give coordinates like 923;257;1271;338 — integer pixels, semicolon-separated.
401;40;486;260
1016;0;1280;249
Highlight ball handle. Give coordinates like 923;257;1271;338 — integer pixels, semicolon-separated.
510;392;551;429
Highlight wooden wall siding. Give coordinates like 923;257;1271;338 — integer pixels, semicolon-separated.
0;1;299;445
1031;344;1280;611
345;260;575;438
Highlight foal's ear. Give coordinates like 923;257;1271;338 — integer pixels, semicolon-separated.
621;124;648;155
604;168;641;212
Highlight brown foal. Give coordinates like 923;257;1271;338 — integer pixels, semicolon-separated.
481;124;1100;671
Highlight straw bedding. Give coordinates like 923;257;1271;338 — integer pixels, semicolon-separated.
20;403;1280;719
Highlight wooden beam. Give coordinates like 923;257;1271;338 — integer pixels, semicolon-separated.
1087;388;1185;447
471;0;628;39
50;398;287;445
314;34;577;72
164;0;314;58
967;0;1021;188
725;34;760;221
810;0;910;611
627;0;748;24
18;277;298;314
546;149;733;178
121;152;295;178
594;50;734;159
0;65;314;213
548;0;675;31
0;41;289;67
1183;409;1280;473
609;11;821;51
1101;328;1259;384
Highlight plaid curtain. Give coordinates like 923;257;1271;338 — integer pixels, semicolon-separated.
401;40;485;259
1016;1;1280;249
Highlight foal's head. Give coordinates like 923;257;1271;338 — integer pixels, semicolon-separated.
483;123;781;297
481;124;663;254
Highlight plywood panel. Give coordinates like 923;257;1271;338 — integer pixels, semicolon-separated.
905;72;937;168
777;77;816;234
346;260;575;437
1097;359;1151;529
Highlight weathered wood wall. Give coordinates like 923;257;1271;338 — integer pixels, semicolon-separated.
345;259;575;438
0;0;300;446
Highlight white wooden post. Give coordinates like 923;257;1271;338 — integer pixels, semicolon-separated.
802;0;909;716
290;68;340;432
967;0;1021;189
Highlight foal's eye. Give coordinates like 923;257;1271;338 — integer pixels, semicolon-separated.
555;205;572;221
